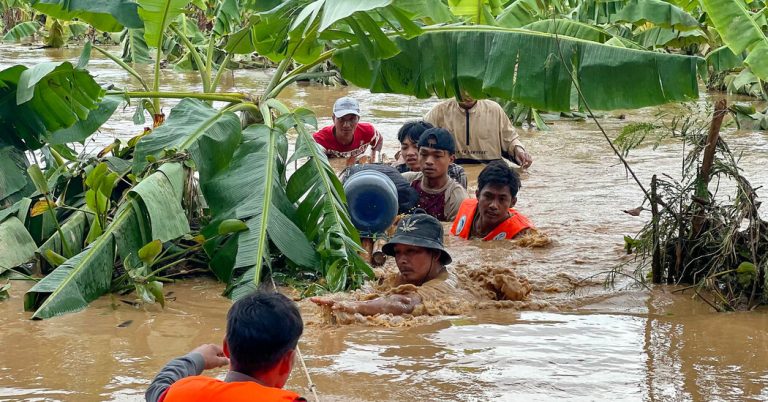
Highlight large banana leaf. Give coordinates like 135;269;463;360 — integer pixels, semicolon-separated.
213;0;242;36
2;21;42;42
284;109;370;292
448;0;502;24
634;26;708;49
29;0;142;32
706;46;744;73
496;0;549;28
0;62;105;151
48;95;121;145
228;0;401;63
392;0;453;23
129;163;190;242
0;217;37;275
24;164;187;319
0;145;32;206
201;122;318;296
608;0;699;30
35;210;90;273
133;98;241;177
137;0;192;48
121;28;152;64
333;27;702;112
523;19;610;43
701;0;768;81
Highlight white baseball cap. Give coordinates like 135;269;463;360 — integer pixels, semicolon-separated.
333;97;360;118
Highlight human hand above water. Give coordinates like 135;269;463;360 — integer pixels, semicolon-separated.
514;146;533;169
192;343;230;370
310;297;359;313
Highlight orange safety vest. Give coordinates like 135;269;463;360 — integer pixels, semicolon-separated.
450;198;533;240
160;376;304;402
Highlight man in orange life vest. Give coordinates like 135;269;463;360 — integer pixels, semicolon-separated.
145;291;306;402
450;160;534;240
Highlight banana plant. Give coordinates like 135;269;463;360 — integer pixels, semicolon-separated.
1;0;724;319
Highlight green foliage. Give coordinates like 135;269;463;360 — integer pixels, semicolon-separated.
613;122;658;157
2;21;41;42
29;0;142;32
0;61;106;151
0;217;37;274
522;19;611;43
0;146;33;207
701;0;768;81
84;162;119;243
334;28;702;112
24;164;188;319
120;28;153;64
608;0;699;30
138;0;192;48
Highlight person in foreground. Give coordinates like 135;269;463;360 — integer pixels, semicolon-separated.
451;160;534;240
312;96;382;161
425;93;533;167
145;291;306;402
401;128;468;221
393;120;467;189
311;211;457;316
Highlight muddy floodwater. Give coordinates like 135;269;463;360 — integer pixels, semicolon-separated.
2;45;768;401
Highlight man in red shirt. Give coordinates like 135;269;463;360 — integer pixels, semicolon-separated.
313;96;383;161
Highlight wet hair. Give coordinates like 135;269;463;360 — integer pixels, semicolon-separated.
477;160;521;198
226;290;303;375
397;120;434;144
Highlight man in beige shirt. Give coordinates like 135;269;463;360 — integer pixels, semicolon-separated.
425;95;533;167
401;128;468;221
310;211;461;316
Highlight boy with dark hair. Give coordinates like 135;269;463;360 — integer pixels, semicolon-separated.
145;291;306;402
394;120;468;189
402;128;468;222
450;160;534;240
313;96;383;161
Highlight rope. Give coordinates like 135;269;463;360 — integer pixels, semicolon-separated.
268;275;321;402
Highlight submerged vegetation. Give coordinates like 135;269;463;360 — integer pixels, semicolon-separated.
619;102;767;311
1;0;767;318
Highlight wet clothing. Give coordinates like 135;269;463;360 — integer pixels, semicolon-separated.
312;123;382;159
395;162;468;189
145;352;305;402
450;198;533;240
383;268;470;316
425;99;525;164
402;172;468;222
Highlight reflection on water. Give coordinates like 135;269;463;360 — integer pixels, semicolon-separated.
2;44;768;401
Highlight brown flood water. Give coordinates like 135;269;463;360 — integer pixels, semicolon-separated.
2;45;768;401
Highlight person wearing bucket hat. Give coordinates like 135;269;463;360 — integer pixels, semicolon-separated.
401;128;468;222
310;211;458;316
312;96;383;161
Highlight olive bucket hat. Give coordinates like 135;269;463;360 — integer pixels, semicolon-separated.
382;211;452;265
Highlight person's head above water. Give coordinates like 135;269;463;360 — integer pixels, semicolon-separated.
417;127;456;182
397;120;434;171
331;96;360;145
476;160;521;225
224;290;303;388
382;211;451;286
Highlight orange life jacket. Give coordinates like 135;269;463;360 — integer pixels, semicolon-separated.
450;198;533;240
159;376;304;402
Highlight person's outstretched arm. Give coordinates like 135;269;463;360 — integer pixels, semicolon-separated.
145;344;229;402
311;293;422;316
